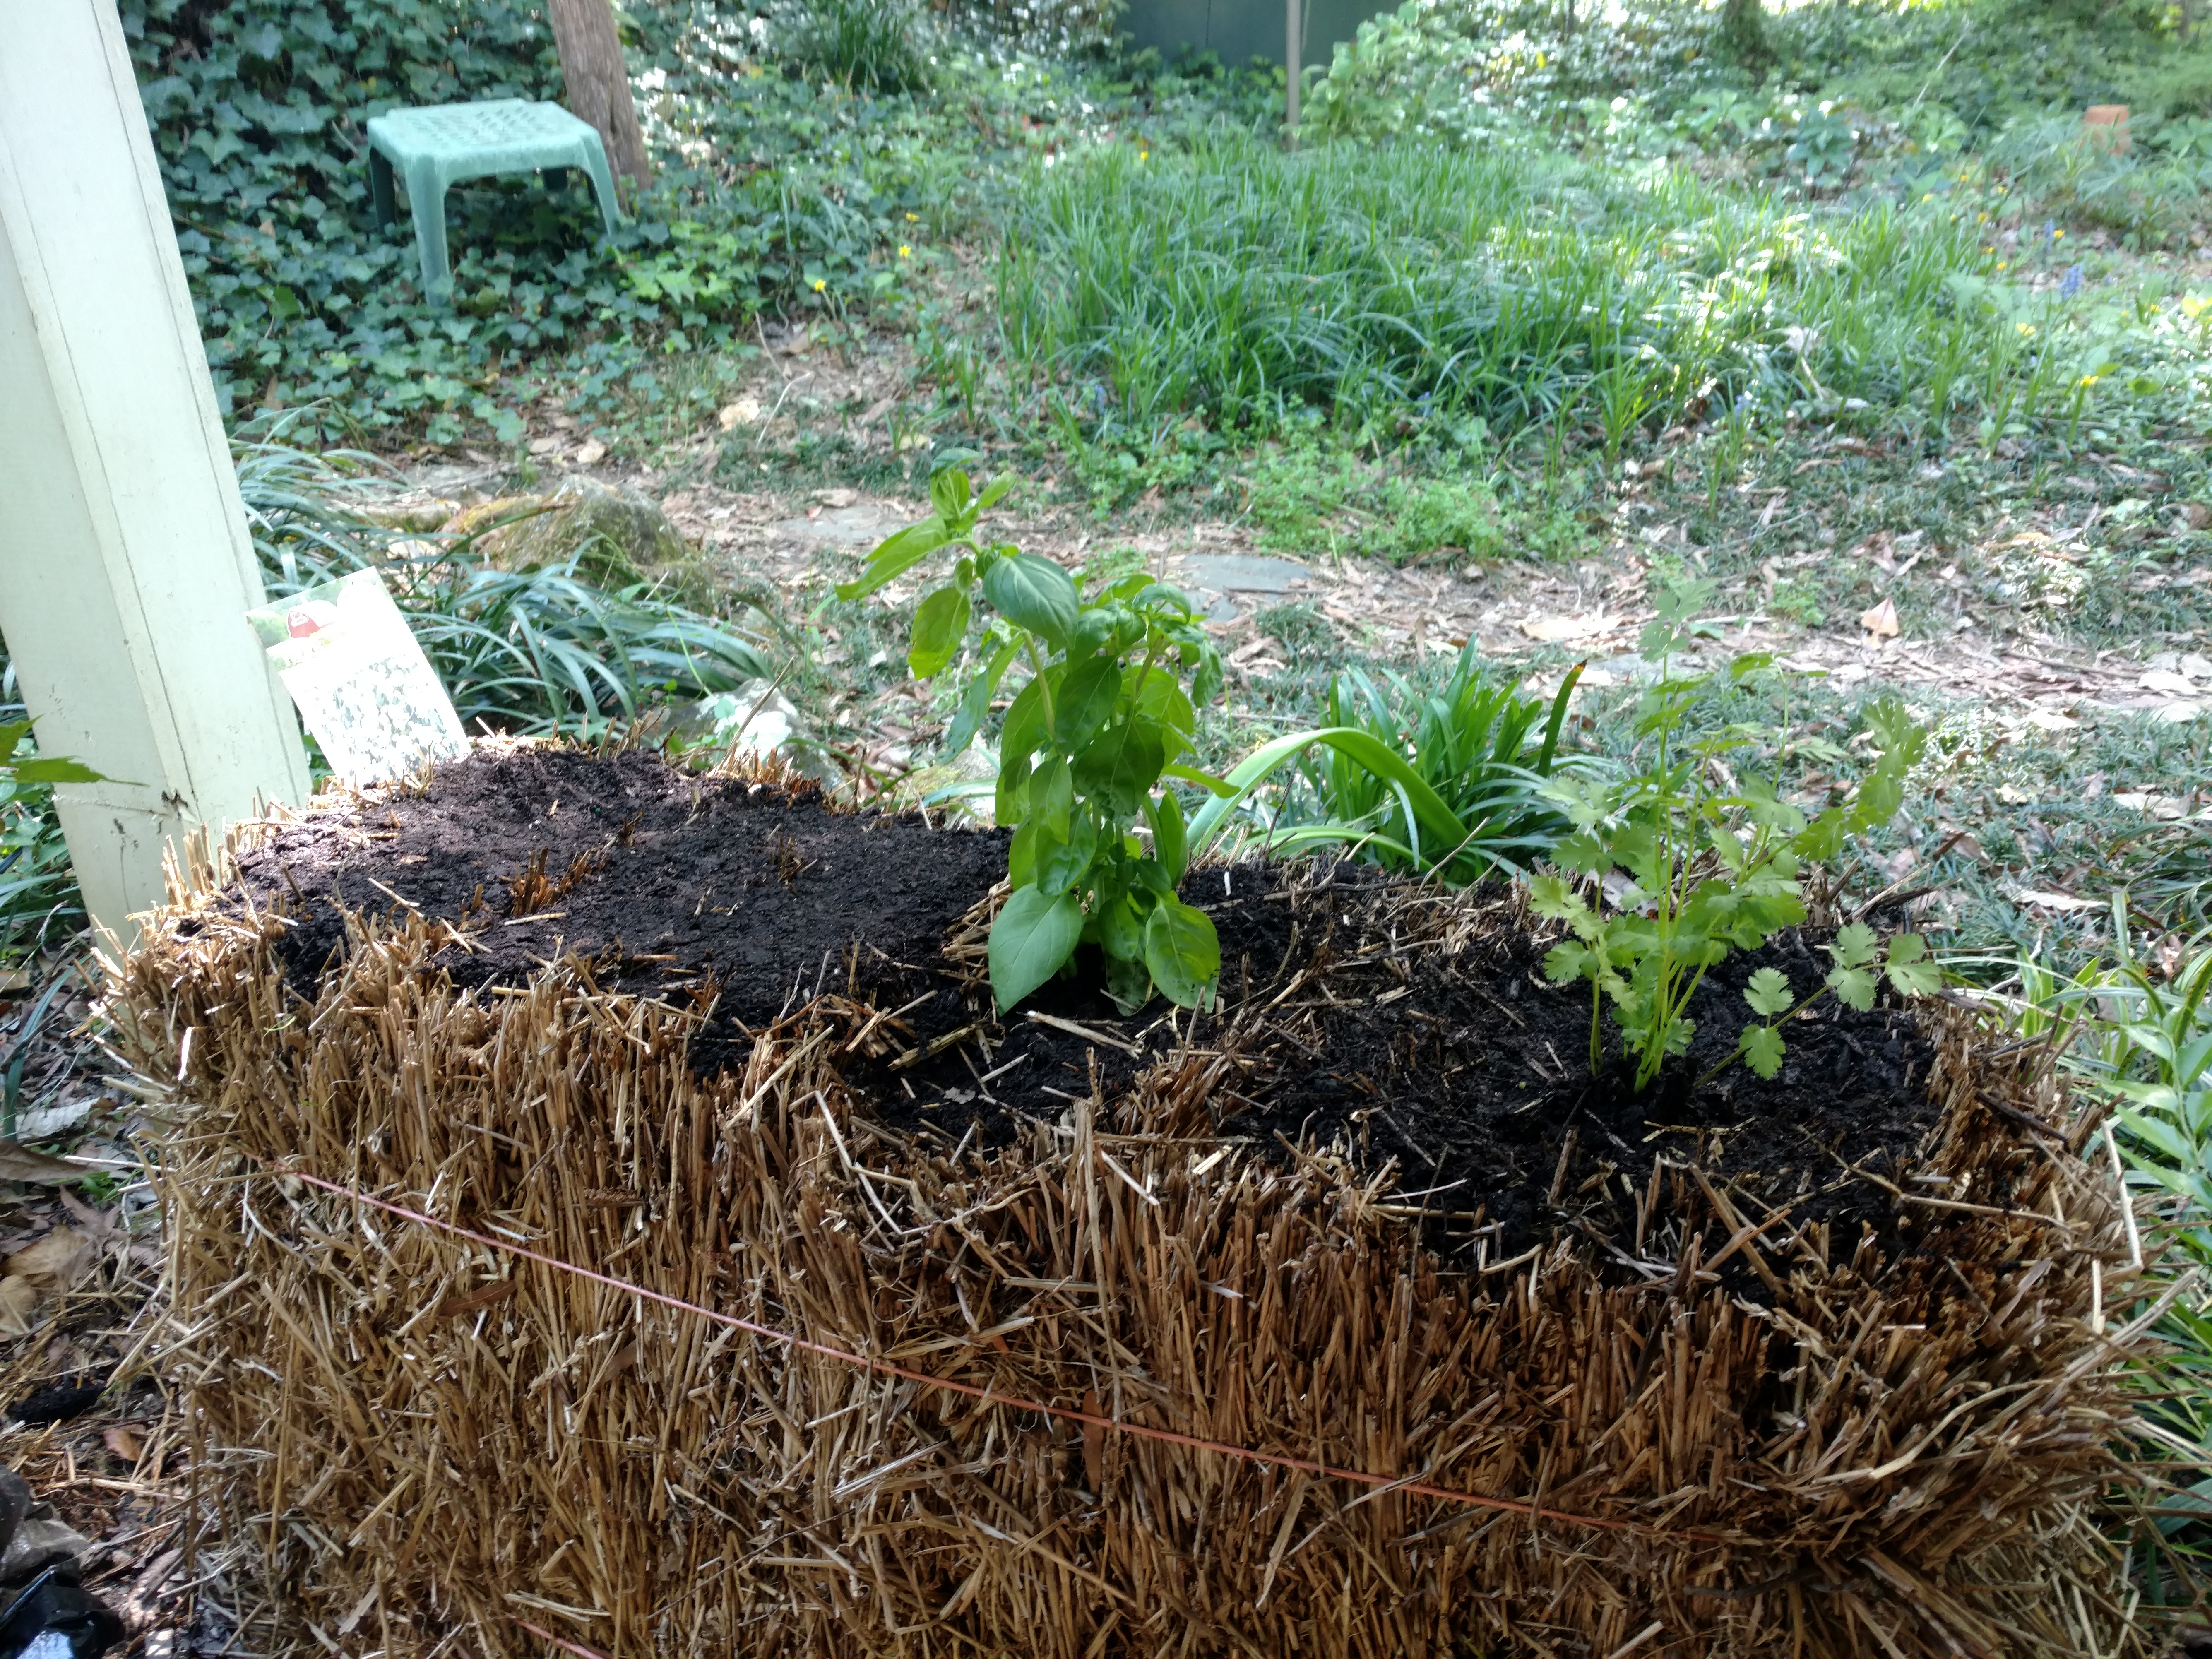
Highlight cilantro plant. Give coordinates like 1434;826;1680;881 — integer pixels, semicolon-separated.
1531;580;1939;1092
839;470;1226;1014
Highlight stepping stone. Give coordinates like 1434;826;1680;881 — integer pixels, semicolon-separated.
1171;553;1312;623
772;503;906;546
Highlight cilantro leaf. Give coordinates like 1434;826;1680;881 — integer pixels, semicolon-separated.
1741;1024;1786;1079
1743;967;1794;1018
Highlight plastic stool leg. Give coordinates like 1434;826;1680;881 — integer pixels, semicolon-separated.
543;165;571;195
370;148;397;229
403;161;452;302
577;135;626;235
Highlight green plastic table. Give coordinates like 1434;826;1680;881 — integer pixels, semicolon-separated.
366;99;623;302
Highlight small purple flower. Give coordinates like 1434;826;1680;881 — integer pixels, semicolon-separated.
2044;218;2057;243
2061;264;2085;299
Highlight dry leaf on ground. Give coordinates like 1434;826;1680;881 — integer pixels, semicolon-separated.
102;1425;142;1464
1517;613;1611;643
0;1141;95;1185
1859;597;1901;639
6;1226;91;1289
0;1278;40;1337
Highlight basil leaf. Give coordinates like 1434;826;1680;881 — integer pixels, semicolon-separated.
981;553;1080;649
1143;897;1220;1010
907;584;971;679
1072;716;1166;819
834;518;947;601
989;884;1083;1012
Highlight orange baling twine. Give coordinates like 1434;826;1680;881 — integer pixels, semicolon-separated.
261;1168;1736;1653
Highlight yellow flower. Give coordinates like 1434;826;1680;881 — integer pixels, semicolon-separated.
2053;228;2064;240
1139;149;1149;160
811;278;826;292
898;244;912;258
1996;260;2008;270
1921;192;1932;202
904;212;919;221
2015;321;2034;335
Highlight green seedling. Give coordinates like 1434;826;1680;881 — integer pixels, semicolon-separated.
1530;578;1934;1092
840;467;1225;1015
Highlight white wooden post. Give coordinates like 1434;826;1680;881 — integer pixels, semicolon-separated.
0;0;310;947
1286;0;1302;144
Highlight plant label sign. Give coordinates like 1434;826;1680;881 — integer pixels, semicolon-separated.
248;570;467;786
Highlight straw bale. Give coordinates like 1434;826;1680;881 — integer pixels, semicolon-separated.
109;804;2158;1659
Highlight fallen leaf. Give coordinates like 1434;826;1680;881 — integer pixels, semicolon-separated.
5;1227;90;1290
1517;613;1609;643
2115;792;2190;820
2184;653;2212;681
524;435;561;457
716;395;762;431
1859;597;1901;639
0;1279;39;1338
2140;668;2199;697
2007;885;2101;912
573;437;608;467
0;1142;97;1185
102;1425;142;1464
2023;707;2080;731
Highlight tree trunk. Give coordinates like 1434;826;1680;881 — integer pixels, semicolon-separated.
1718;0;1767;63
546;0;650;190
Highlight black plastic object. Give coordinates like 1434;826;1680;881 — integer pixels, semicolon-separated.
0;1565;122;1659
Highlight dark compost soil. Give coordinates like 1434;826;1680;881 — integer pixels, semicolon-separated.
226;750;1946;1264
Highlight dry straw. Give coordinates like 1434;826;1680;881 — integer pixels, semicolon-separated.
108;787;2159;1659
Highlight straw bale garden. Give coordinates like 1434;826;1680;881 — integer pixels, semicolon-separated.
9;0;2212;1654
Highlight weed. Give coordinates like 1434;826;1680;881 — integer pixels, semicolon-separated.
1226;645;1589;885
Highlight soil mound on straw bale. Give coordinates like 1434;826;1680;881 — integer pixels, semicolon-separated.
231;750;1942;1262
122;750;2159;1659
225;745;1009;1035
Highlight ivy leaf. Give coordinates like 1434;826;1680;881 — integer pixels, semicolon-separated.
1827;964;1878;1012
907;585;970;679
989;885;1083;1013
1829;922;1879;970
1144;897;1220;1009
982;553;1080;649
1743;966;1794;1018
1884;933;1942;997
1741;1024;1786;1080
